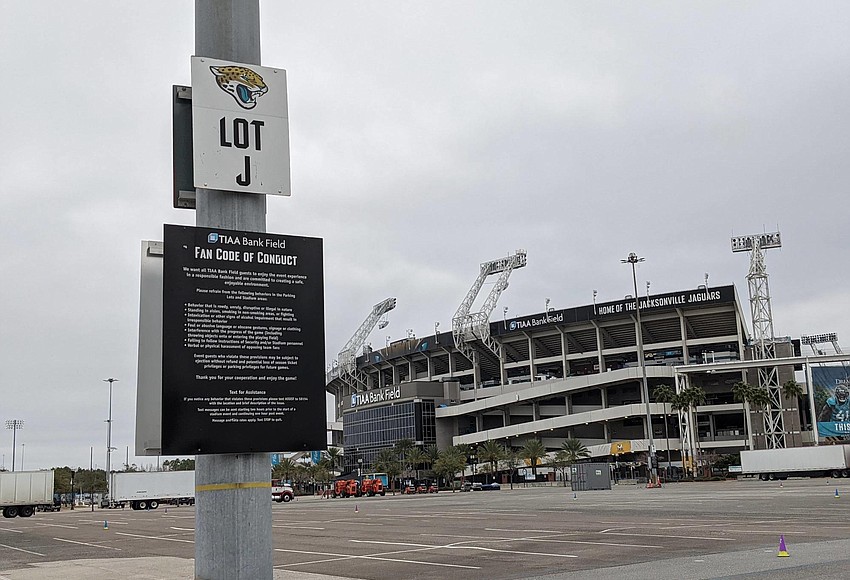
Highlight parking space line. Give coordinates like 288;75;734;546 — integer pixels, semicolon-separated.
429;533;661;549
116;532;194;543
351;538;579;559
0;543;44;556
53;537;122;551
273;525;325;530
0;527;23;534
274;547;481;569
169;527;195;531
35;522;79;529
600;531;736;541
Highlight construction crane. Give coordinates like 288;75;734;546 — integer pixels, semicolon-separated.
336;297;397;393
732;231;785;448
452;250;527;388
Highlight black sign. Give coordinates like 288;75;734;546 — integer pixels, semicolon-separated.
162;224;326;454
493;285;736;336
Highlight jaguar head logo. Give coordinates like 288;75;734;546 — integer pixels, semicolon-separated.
210;65;268;110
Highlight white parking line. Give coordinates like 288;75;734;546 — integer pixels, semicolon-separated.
426;533;661;549
0;543;44;556
350;539;579;559
274;547;481;569
115;532;194;543
36;522;79;530
600;531;737;541
0;527;22;534
53;537;122;551
272;525;325;530
169;527;195;531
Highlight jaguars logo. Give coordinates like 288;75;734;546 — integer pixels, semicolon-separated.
210;65;269;110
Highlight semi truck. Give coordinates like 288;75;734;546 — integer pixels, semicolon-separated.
113;470;195;510
741;445;850;481
0;470;56;518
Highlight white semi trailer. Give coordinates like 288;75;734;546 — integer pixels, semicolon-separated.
0;470;56;518
113;470;195;510
741;445;850;481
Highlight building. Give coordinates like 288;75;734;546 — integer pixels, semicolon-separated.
326;284;808;478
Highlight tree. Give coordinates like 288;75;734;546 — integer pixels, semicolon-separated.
521;439;547;478
407;447;428;481
374;448;401;494
433;447;465;490
498;447;523;490
478;440;504;482
652;384;676;472
162;458;195;471
453;443;476;486
325;447;343;476
782;379;804;404
272;457;299;483
394;438;415;478
678;386;706;477
552;438;590;486
732;381;756;449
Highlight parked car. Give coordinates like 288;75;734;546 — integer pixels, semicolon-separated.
480;482;501;491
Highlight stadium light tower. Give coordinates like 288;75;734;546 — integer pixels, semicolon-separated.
5;420;24;472
621;253;657;484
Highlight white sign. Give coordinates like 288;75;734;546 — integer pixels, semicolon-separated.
191;56;290;196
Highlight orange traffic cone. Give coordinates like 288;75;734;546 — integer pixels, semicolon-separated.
777;535;789;557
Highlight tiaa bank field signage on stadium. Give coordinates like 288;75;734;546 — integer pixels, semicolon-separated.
351;386;402;409
191;56;291;196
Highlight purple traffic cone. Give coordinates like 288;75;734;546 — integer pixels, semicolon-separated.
777;535;789;557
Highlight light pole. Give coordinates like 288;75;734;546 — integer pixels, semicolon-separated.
20;443;25;470
545;298;551;321
104;378;118;506
5;420;24;472
621;253;657;484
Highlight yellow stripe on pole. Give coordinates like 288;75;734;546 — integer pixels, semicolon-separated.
196;481;271;492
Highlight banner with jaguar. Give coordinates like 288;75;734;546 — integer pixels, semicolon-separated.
813;366;850;439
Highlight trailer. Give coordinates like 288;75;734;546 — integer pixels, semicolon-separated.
741;446;850;481
0;470;55;518
113;471;195;510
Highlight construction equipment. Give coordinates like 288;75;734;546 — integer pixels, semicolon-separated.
361;479;385;497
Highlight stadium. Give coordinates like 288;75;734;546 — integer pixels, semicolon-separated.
324;246;836;482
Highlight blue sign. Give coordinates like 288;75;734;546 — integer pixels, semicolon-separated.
311;450;322;464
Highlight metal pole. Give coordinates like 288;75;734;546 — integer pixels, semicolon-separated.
623;253;657;484
104;378;117;506
90;446;94;512
11;427;16;472
195;3;272;578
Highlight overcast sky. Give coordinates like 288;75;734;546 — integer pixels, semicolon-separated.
2;2;848;471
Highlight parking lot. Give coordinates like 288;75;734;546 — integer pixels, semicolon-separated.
2;479;850;579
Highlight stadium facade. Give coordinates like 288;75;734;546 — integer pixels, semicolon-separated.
326;284;807;478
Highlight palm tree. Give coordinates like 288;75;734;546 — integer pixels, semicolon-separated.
374;448;401;494
454;443;476;486
394;438;415;478
272;457;299;483
521;439;547;479
748;386;773;446
325;447;343;476
732;381;756;450
478;440;504;483
652;384;676;474
680;386;706;477
554;438;591;486
433;447;466;491
407;447;428;481
782;379;804;405
499;447;523;490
